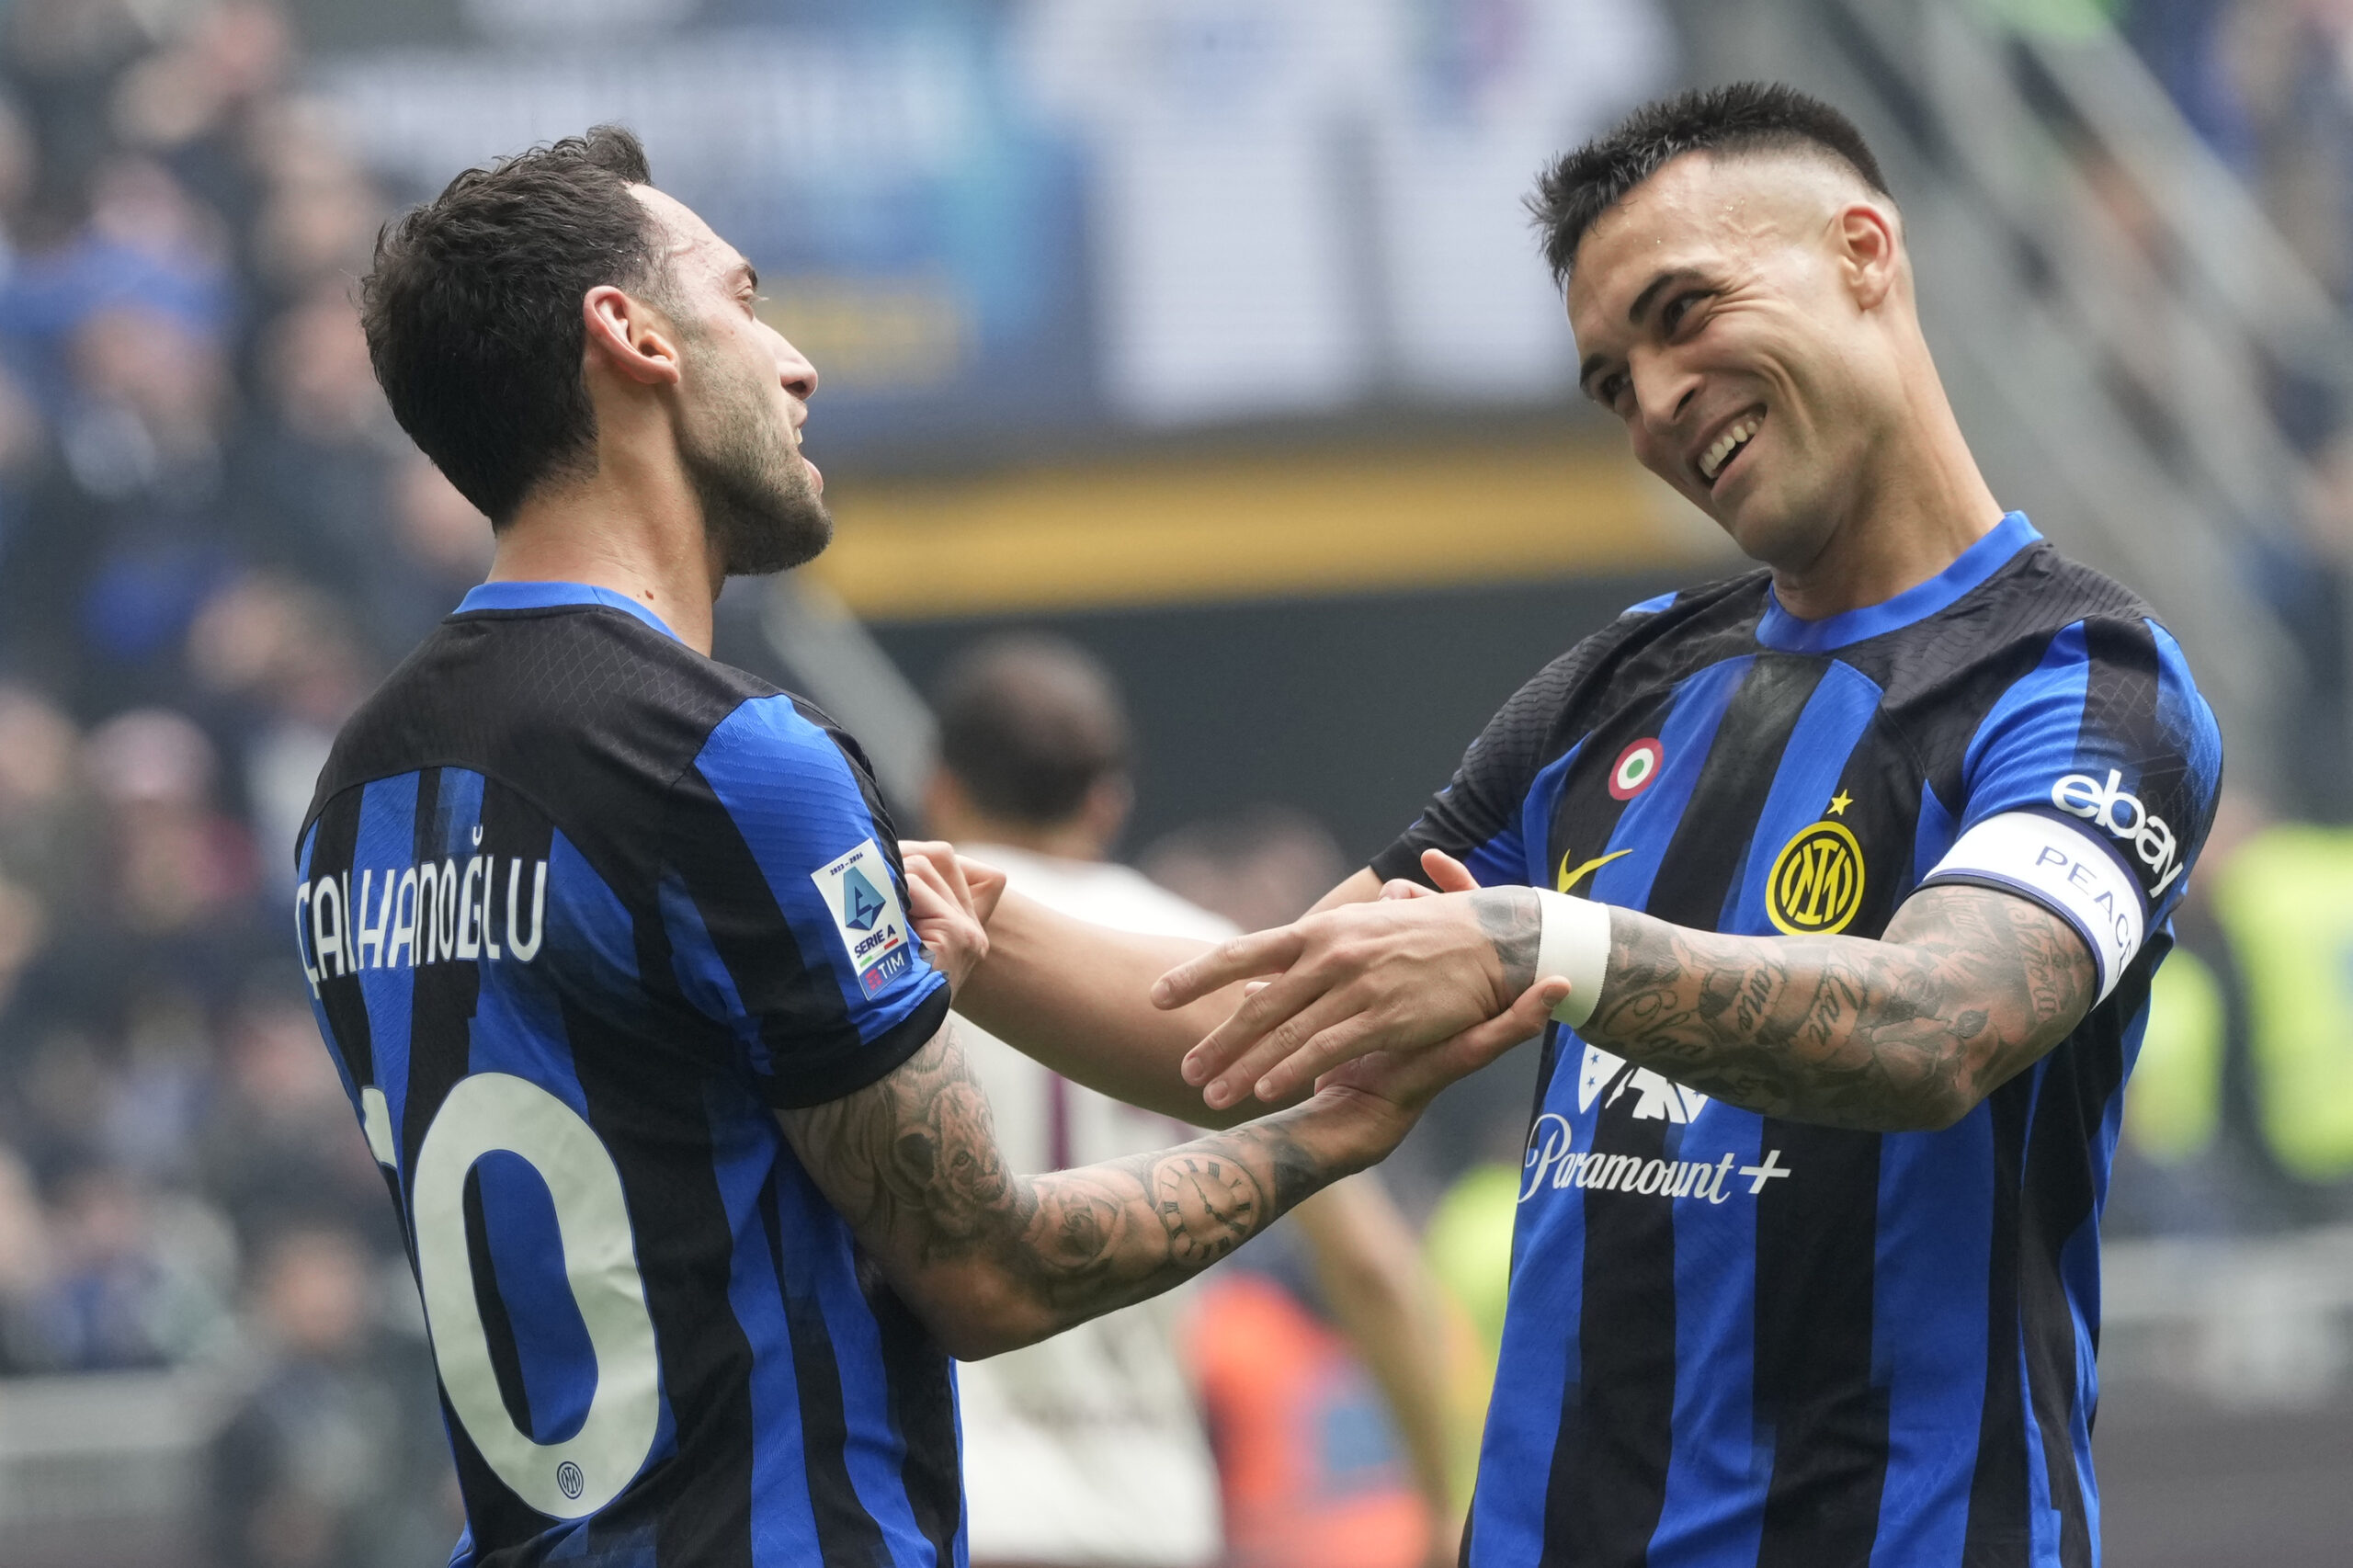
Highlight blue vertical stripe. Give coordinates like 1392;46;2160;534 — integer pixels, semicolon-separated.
1505;742;1583;888
1958;625;2091;829
295;821;359;1108
775;1165;938;1567
476;1150;597;1444
354;773;421;1142
1867;1116;1996;1566
1913;781;1960;886
705;1085;826;1565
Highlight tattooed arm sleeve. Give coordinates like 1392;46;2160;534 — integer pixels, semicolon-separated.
777;1018;1381;1358
1575;883;2097;1131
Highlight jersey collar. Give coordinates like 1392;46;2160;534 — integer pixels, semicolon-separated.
452;581;683;642
1755;511;2040;654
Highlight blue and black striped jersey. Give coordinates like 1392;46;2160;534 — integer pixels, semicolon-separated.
293;582;959;1568
1372;515;2222;1568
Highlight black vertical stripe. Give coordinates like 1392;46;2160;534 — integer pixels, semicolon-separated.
1751;722;1920;1565
563;838;762;1568
1542;654;1826;1567
2077;619;2165;792
1962;1081;2031;1562
1752;1122;1886;1567
760;1174;891;1566
307;788;376;1091
870;1278;963;1565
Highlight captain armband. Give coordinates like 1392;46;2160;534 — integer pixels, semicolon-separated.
1918;810;2145;1002
1532;890;1615;1029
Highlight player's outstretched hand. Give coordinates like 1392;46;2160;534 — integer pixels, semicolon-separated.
899;842;999;994
1154;848;1540;1111
1316;973;1567;1119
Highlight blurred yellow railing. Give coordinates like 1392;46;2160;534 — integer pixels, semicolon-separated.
809;437;1724;620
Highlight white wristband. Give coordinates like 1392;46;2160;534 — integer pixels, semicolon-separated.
1532;889;1613;1028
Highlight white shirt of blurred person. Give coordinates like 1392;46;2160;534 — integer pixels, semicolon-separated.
925;635;1458;1568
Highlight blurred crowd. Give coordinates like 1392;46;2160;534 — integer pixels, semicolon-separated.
0;1;483;1563
2114;0;2353;817
0;0;464;1375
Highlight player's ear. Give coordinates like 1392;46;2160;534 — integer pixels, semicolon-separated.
582;285;684;388
1834;199;1901;312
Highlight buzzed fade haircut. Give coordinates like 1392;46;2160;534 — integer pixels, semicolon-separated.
359;125;668;525
1529;82;1892;286
934;634;1131;826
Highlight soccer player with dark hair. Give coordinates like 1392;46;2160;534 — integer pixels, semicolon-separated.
924;633;1461;1568
295;126;1554;1566
954;84;2223;1566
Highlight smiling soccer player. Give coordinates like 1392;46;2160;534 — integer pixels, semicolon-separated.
955;85;2222;1567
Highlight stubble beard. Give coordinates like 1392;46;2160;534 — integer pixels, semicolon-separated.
677;341;834;578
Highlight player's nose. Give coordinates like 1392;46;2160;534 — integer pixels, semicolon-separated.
768;329;818;402
1631;352;1700;431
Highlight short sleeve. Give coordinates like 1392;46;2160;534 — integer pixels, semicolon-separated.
1913;619;2222;1000
1370;617;1637;889
665;694;949;1108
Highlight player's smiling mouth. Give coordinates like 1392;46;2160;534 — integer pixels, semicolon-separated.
1698;409;1763;489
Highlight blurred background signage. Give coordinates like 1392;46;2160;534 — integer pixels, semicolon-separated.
314;0;1671;459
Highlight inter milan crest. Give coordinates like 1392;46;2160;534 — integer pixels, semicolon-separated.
1767;815;1866;935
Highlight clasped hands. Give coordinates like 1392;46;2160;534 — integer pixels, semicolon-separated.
898;841;1570;1117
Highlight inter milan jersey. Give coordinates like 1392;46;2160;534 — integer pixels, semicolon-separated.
1371;515;2221;1568
293;582;958;1568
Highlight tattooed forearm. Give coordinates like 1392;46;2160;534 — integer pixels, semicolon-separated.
1582;884;2097;1131
1473;887;1541;998
781;1022;1336;1354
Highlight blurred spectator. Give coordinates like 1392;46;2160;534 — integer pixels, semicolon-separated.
32;1161;233;1369
206;1225;450;1568
928;635;1461;1568
198;991;392;1256
84;707;256;940
0;1142;53;1370
1140;802;1350;935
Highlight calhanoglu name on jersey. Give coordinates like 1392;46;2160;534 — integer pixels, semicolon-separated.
297;853;549;990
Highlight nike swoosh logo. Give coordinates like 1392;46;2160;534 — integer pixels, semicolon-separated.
1557;847;1632;893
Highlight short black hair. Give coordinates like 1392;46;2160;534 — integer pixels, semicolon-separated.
933;635;1130;826
1529;83;1891;286
359;125;667;525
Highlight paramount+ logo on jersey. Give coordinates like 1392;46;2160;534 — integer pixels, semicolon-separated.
1519;1112;1791;1206
813;838;915;996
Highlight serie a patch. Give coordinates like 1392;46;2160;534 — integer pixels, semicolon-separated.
811;838;914;996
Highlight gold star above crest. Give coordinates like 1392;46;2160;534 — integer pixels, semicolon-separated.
1826;790;1853;818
